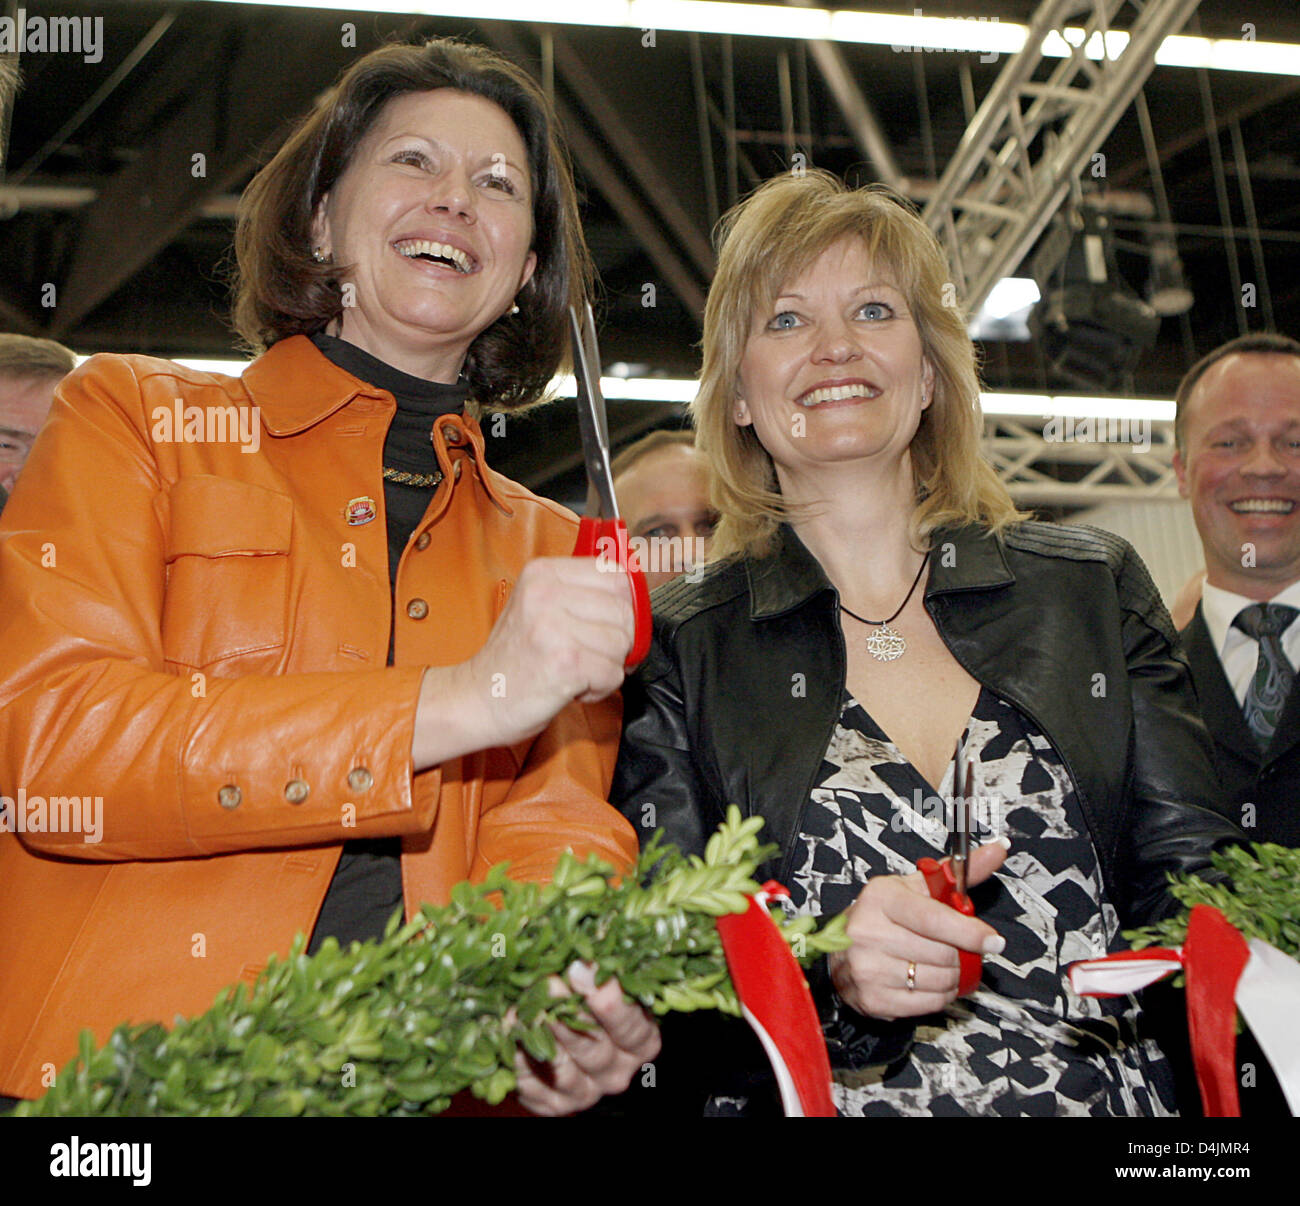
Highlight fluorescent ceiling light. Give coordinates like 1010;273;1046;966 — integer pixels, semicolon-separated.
968;276;1038;340
571;375;699;403
87;357;1173;422
1156;34;1300;75
191;2;1300;77
75;355;252;377
828;11;1025;55
111;356;699;401
1042;27;1129;60
632;0;823;39
575;382;1178;425
978;277;1041;322
982;393;1175;423
169;358;253;378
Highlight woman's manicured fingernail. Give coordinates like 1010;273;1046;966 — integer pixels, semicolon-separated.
982;934;1006;956
567;960;596;991
995;835;1011;851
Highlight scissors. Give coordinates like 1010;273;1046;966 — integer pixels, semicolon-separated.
917;740;982;995
569;302;653;671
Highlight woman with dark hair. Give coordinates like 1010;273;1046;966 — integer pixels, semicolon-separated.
0;38;656;1114
612;169;1242;1116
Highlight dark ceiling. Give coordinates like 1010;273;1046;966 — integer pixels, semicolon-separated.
3;0;1300;500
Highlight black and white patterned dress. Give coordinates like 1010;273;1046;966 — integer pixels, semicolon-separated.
788;686;1177;1117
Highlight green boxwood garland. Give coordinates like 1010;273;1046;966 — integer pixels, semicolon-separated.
1125;842;1300;961
13;808;847;1117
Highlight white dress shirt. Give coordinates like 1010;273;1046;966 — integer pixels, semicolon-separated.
1199;579;1300;706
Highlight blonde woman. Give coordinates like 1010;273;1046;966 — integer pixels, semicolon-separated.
612;170;1240;1116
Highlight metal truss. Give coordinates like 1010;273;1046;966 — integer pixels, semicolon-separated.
984;417;1180;506
923;0;1203;314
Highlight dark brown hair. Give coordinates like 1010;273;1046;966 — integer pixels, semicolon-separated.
1175;332;1300;455
232;38;592;410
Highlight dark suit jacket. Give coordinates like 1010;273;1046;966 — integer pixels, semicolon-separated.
1179;600;1296;1117
1181;602;1300;847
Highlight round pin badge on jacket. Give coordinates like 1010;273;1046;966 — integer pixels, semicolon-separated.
346;496;377;526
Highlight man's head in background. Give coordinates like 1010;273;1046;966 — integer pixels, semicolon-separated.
0;334;76;496
1174;331;1300;600
612;429;717;590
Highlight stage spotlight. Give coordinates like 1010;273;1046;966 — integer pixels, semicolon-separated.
1029;209;1160;392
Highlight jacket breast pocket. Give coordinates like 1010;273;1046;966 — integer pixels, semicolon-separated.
162;476;293;674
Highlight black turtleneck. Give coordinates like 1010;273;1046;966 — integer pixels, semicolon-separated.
306;332;470;953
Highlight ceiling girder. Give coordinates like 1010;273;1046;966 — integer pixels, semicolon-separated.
50;20;352;336
986;416;1180;505
480;22;708;318
923;0;1203;314
545;29;716;281
783;0;905;191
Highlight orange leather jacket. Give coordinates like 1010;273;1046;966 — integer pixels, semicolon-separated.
0;334;637;1099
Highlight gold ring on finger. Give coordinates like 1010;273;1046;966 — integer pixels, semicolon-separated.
906;961;917;992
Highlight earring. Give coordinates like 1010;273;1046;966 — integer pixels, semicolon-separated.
508;301;520;316
312;247;328;264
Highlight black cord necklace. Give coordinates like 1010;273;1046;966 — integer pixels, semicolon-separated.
840;552;930;662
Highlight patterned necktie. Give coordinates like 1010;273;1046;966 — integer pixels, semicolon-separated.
1233;602;1300;749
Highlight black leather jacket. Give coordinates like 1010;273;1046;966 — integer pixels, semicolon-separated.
610;521;1243;1098
614;521;1241;925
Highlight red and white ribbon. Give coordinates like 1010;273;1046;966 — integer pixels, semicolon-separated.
1069;905;1300;1116
715;882;836;1117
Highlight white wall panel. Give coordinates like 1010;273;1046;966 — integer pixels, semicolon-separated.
1066;500;1204;612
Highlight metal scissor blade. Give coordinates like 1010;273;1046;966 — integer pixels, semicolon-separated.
569;305;619;521
952;740;971;898
581;301;611;449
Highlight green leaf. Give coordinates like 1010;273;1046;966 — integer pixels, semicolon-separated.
22;813;845;1117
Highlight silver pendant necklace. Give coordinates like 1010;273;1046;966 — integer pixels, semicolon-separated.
840;552;930;662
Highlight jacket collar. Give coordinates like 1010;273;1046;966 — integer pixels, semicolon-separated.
746;524;833;618
746;521;1014;619
242;334;513;513
926;524;1016;594
243;334;389;435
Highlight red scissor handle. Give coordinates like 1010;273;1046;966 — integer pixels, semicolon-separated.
916;856;982;996
573;516;652;671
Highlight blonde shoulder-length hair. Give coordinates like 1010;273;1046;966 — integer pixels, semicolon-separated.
693;169;1024;560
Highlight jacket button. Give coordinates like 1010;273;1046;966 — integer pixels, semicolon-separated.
407;598;429;620
348;767;374;792
415;532;431;551
443;425;463;446
284;779;310;804
217;785;242;810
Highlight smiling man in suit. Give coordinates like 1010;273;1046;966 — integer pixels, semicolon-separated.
1172;332;1300;1120
1174;331;1300;848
